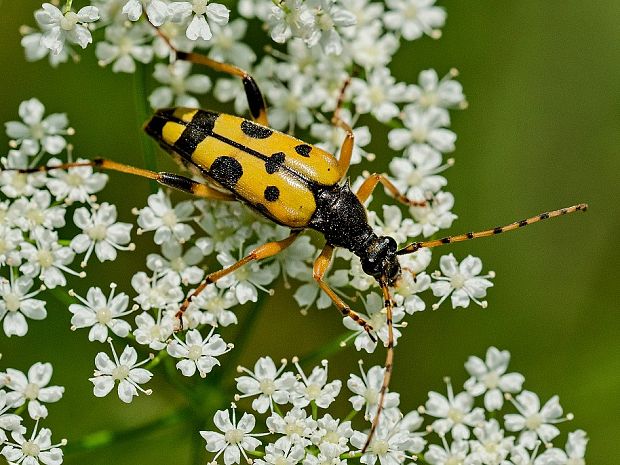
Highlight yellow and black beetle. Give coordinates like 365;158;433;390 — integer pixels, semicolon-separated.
17;33;588;451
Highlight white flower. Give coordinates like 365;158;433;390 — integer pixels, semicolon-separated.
388;106;456;155
19;227;82;289
235;357;296;413
136;189;196;244
147;241;204;286
425;439;469;465
70;203;134;266
343;292;405;353
469;419;514;465
290;359;341;409
424;378;485;440
267;75;324;131
169;0;230;41
216;249;278;305
349;23;399;69
384;0;446;41
5;98;69;156
95;23;154;73
21;30;69;67
268;0;316;45
1;421;66;465
255;437;306;465
312;414;354;457
430;254;495;310
0;224;22;268
167;328;232;378
35;3;100;55
131;270;184;311
0;150;47;199
0;390;26;442
411;69;466;111
148;61;212;109
191;285;238;327
8;189;66;233
351;67;416;122
266;407;316;448
393;271;430;314
464;346;525;411
369;205;419;245
89;340;153;403
0;273;46;337
537;429;587;465
271;234;316;283
200;406;265;465
122;0;170;25
133;310;175;350
305;0;357;55
347;363;400;421
46;157;108;203
504;391;569;449
205;19;256;68
408;190;457;237
350;414;415;465
2;363;64;420
389;146;453;196
68;284;135;343
294;268;349;311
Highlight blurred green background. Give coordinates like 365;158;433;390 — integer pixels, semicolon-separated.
0;1;618;464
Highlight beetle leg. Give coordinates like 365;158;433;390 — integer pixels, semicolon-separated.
9;159;235;201
175;231;301;328
356;172;427;207
312;244;376;342
332;77;354;180
361;279;395;453
152;27;268;126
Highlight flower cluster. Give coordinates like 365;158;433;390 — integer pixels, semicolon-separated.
0;359;66;464
201;348;587;465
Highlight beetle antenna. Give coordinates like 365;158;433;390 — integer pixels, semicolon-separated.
362;279;395;453
396;203;588;255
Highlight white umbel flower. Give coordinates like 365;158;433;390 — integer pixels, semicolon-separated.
95;23;154;73
388;106;456;155
136;189;196;244
68;284;135;342
46;157;108;203
89;340;153;403
200;406;266;465
290;359;341;409
169;0;230;41
235;357;296;413
383;0;446;41
0;273;46;337
35;3;100;55
347;362;400;421
167;328;232;378
1;421;66;465
122;0;170;25
430;254;495;310
2;363;64;420
70;203;134;266
464;346;525;411
148;62;212;109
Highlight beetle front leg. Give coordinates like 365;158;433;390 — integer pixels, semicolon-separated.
312;244;376;342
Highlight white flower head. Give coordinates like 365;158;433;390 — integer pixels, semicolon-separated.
147;241;204;286
167;327;232;378
384;0;446;41
0;272;46;337
136;189;196;244
411;68;467;111
131;269;185;311
46;157;108;203
464;346;525;411
1;421;66;465
96;23;154;73
89;340;153;403
69;284;135;343
408;190;457;237
430;254;495;310
266;407;317;448
389;147;453;196
504;390;571;449
9;190;66;233
290;359;341;409
347;362;400;421
255;437;306;465
235;356;296;413
190;285;238;327
35;3;100;55
122;0;170;26
133;309;175;351
469;419;514;465
0;150;47;199
200;405;266;465
168;0;230;41
3;363;64;420
0;389;26;442
216;248;278;305
70;203;134;267
148;61;212;109
5;98;70;156
424;377;485;440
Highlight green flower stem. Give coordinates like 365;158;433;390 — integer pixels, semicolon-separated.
64;405;193;454
134;64;158;194
247;449;266;458
145;347;168;371
343;409;358;422
311;400;318;420
49;287;75;307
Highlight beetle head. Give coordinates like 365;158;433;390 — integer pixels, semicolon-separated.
360;235;401;286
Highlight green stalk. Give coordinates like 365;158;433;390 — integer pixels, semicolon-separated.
298;331;350;366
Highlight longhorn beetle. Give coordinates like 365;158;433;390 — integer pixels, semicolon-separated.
14;29;588;452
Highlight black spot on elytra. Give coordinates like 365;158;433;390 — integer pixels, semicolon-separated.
295;144;311;157
264;185;280;202
209;156;243;189
241;120;273;139
265;152;285;174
